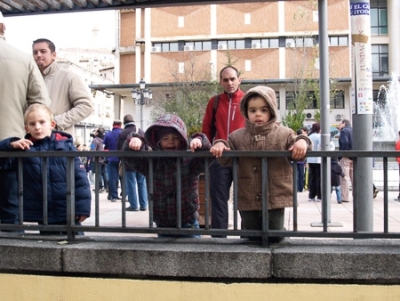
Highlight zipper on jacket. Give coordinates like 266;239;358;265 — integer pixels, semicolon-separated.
227;94;232;135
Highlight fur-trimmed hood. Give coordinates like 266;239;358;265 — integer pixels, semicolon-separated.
240;85;278;124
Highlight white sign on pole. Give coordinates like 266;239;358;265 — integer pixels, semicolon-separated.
350;2;373;114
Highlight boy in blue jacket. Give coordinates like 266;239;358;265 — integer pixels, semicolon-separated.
0;104;91;233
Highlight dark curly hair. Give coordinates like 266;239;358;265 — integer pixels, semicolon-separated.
309;122;320;135
96;127;105;139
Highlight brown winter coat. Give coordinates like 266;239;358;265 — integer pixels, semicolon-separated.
215;86;311;211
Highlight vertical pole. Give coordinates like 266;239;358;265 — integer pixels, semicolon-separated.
140;93;144;129
387;0;400;75
350;0;373;231
319;0;331;225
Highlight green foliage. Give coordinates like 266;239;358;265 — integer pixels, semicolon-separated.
150;53;220;138
151;82;218;137
282;1;338;128
151;52;242;138
281;110;307;131
222;50;244;77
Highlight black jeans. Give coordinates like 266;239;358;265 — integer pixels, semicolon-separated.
308;163;321;199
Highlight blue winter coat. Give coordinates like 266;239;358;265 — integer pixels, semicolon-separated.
0;131;91;223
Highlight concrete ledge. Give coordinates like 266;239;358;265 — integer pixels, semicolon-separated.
1;235;400;283
0;235;271;279
274;239;400;282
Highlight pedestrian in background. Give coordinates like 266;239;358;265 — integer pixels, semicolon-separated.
307;122;322;202
104;120;123;202
117;114;148;211
296;127;308;192
90;128;107;193
330;155;344;204
201;66;245;236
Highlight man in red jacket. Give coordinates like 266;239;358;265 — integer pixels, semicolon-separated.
202;66;245;236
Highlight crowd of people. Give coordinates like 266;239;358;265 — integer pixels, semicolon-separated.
0;11;397;241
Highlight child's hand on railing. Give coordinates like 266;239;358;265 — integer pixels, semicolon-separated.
210;142;230;158
128;137;143;151
190;137;202;152
10;139;33;150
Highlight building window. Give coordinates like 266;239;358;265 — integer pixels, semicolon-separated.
371;0;388;35
285;37;315;48
372;44;389;76
152;42;179;52
251;38;279;49
329;36;349;46
276;91;280;110
154;38;281;52
286;91;296;109
222;39;245;50
330;90;345;109
169;42;179;52
286;91;318;110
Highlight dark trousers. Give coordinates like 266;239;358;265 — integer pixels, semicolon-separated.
0;170;19;225
240;209;285;242
240;209;285;231
308;163;321;199
297;163;305;192
107;161;119;199
210;162;232;230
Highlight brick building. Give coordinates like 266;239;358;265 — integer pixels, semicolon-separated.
96;0;398;132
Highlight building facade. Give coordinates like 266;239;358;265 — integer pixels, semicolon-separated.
111;0;398;133
57;48;115;145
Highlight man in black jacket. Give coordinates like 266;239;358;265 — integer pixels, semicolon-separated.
117;115;148;211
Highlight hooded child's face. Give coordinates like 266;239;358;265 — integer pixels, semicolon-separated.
247;96;271;125
159;133;182;150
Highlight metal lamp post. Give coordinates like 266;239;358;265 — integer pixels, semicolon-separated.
131;78;152;129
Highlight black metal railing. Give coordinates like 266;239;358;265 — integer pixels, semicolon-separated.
0;150;399;244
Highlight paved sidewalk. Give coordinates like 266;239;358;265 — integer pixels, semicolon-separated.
83;186;400;237
289;189;400;233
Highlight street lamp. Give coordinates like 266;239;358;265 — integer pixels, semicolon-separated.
131;78;152;129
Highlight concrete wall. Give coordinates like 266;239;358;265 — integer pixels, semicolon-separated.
2;236;400;300
2;274;400;301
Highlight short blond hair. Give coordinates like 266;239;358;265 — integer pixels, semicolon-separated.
24;103;54;125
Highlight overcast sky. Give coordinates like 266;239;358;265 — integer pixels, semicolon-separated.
4;10;117;54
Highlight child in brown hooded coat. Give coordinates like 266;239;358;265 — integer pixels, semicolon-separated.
210;86;312;242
